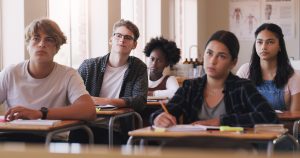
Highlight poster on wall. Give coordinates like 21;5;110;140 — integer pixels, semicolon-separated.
261;0;295;38
229;0;260;40
229;0;296;40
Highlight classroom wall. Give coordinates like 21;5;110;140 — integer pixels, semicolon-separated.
1;0;300;71
199;0;300;72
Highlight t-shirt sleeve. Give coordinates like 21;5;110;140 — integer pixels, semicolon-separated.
0;66;10;104
236;63;250;78
153;76;179;99
67;69;89;104
285;71;300;95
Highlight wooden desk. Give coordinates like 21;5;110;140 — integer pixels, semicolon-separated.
277;111;300;121
277;111;300;141
0;120;94;145
127;127;296;157
146;101;161;106
92;108;143;148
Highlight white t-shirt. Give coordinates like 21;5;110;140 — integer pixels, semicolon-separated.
149;74;179;99
99;64;128;98
0;60;89;111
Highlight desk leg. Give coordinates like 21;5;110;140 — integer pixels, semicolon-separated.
45;124;94;146
108;112;143;148
270;134;300;154
132;112;143;129
267;140;274;157
127;136;134;145
81;125;95;145
108;116;116;148
293;120;300;141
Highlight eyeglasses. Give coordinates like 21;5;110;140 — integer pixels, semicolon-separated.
31;36;56;46
113;33;135;41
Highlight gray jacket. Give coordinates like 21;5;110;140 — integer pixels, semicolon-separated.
78;53;148;112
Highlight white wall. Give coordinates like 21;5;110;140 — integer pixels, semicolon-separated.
89;0;109;58
199;0;300;72
1;0;25;67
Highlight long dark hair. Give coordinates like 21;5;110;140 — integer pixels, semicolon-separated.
249;23;294;88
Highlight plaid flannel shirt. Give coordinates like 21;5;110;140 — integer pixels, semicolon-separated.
150;73;278;127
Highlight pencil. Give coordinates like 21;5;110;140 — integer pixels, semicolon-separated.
159;100;169;114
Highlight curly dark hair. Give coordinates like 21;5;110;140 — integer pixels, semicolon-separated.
144;37;181;66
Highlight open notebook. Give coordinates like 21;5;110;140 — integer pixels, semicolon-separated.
147;96;169;102
9;119;61;126
152;124;220;132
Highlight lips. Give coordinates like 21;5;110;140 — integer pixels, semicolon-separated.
206;66;215;72
36;50;47;55
260;51;269;56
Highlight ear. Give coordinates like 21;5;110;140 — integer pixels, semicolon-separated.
229;58;238;70
109;37;113;46
132;41;137;50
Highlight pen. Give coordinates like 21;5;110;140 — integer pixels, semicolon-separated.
159;100;169;114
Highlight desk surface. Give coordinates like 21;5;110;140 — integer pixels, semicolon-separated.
146;101;161;106
277;111;300;121
129;127;284;141
96;108;134;116
0;120;81;131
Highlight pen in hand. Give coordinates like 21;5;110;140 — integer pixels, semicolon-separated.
159;100;169;114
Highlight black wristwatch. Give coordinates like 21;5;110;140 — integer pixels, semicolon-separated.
40;107;48;120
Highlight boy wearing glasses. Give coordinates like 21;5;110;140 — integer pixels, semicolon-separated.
69;19;148;144
0;18;96;142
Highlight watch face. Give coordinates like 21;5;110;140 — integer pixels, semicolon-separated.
40;107;48;119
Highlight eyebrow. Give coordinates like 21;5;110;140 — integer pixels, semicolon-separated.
256;38;276;41
207;49;228;55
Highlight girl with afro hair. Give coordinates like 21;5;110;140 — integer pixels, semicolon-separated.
144;37;181;99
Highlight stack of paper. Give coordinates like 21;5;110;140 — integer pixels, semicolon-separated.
147;96;168;102
152;124;219;132
254;124;287;133
9;119;61;126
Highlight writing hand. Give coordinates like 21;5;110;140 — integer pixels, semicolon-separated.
154;112;177;127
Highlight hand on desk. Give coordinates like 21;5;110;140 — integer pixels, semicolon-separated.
154;112;177;127
92;97;107;105
5;106;42;121
191;118;220;126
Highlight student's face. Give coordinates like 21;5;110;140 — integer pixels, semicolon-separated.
203;40;237;79
27;30;58;64
110;26;137;55
148;49;168;77
255;29;280;61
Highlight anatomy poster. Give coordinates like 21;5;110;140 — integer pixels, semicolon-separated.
229;0;295;40
229;0;260;40
261;0;295;38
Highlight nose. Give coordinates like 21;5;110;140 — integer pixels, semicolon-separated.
118;36;125;42
151;60;158;68
209;55;217;65
261;42;267;50
38;39;46;47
